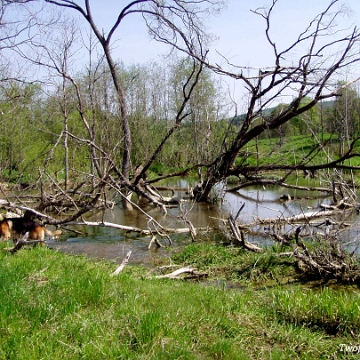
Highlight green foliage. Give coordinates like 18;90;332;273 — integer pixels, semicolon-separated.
0;67;359;184
234;132;360;170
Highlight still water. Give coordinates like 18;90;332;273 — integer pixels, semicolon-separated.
48;179;360;264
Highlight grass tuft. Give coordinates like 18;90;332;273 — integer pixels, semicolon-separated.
171;243;297;285
272;286;360;336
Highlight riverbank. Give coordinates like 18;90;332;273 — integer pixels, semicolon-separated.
0;242;358;359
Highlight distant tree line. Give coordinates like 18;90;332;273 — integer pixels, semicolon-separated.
234;84;360;145
0;62;358;186
0;59;230;184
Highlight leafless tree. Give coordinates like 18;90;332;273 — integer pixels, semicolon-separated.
179;0;360;201
38;0;221;181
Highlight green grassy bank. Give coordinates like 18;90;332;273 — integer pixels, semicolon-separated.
0;242;359;359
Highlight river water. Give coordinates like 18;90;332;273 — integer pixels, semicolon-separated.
48;178;360;264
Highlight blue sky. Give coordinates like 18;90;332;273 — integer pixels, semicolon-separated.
85;0;360;66
80;0;360;106
7;0;360;108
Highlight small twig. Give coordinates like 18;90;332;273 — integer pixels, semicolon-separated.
234;202;245;221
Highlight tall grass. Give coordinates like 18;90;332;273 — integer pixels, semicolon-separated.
171;243;297;285
0;243;357;359
272;287;360;336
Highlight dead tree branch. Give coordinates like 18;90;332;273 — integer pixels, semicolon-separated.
111;250;132;276
153;266;207;280
6;233;45;254
228;215;263;252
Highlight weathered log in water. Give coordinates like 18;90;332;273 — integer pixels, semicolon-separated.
63;220;212;236
227;179;332;194
238;209;350;229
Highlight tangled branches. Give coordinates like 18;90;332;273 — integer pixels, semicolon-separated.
293;226;360;284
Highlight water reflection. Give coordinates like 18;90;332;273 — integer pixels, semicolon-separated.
49;178;360;263
224;186;330;223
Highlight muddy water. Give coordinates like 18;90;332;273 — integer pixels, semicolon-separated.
48;179;360;264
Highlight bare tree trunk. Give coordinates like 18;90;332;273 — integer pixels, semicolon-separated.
62;74;69;190
102;46;132;180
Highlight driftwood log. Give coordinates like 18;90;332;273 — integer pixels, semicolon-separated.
153;266;207;280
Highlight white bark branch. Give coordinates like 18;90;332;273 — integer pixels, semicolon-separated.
111;250;131;276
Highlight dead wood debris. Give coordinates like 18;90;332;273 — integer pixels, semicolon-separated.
291;226;360;283
111;250;132;276
228;215;263;252
226;187;360;283
148;235;165;249
149;266;208;280
6;233;45;254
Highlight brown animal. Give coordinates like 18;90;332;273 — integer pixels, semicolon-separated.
0;216;61;243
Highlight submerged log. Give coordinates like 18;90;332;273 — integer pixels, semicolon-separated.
227;180;332;194
241;209;347;229
64;220;211;237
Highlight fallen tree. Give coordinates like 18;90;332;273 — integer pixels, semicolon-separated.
221;173;360;283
